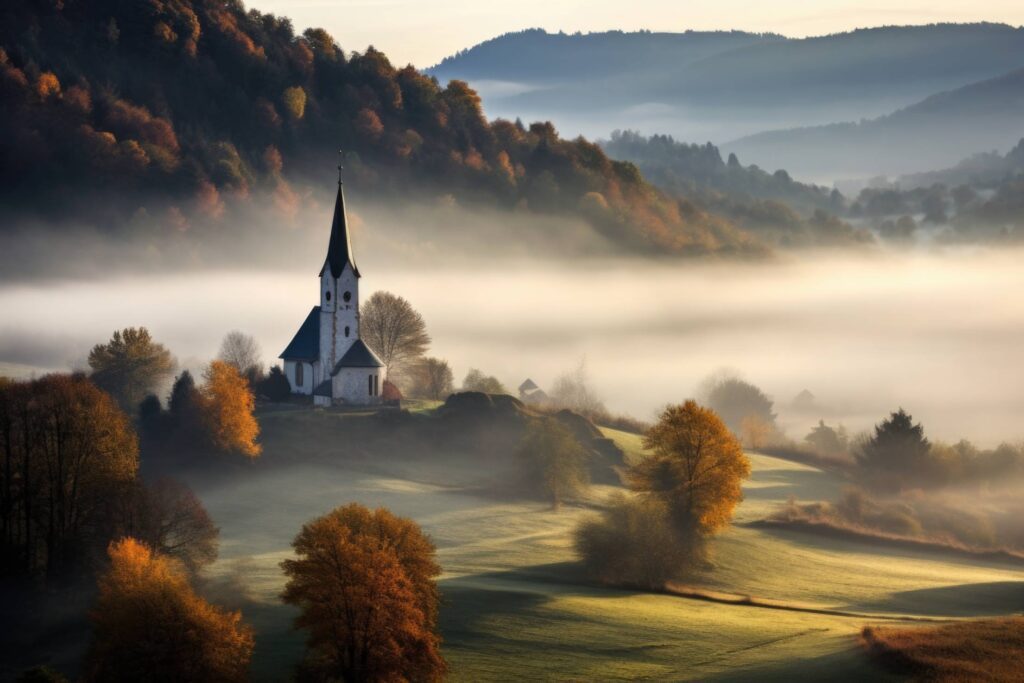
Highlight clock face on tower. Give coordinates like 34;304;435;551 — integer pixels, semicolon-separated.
325;291;331;301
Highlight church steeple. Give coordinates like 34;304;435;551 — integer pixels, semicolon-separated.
320;158;360;279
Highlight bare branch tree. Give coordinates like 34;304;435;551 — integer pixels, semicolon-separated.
361;291;431;380
218;330;263;380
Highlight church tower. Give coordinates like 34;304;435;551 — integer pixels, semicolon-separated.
279;168;385;406
318;177;361;375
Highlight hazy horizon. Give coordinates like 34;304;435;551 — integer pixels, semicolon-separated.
243;1;1024;68
4;224;1024;447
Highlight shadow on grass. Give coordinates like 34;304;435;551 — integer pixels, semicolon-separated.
848;581;1024;618
700;643;895;683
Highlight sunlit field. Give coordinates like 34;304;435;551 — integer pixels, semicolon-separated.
168;411;1024;681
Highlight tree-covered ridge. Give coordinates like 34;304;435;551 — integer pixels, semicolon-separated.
0;0;761;258
601;131;872;247
430;28;782;83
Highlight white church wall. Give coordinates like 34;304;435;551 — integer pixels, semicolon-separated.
331;367;382;405
285;360;314;395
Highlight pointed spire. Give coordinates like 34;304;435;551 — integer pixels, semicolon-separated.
320;152;360;279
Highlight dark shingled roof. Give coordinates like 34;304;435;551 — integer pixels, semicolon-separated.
313;380;332;397
279;307;320;360
319;184;360;279
331;339;384;373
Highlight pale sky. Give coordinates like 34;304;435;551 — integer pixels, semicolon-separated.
246;0;1024;67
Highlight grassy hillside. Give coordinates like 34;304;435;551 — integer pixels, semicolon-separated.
151;411;1024;681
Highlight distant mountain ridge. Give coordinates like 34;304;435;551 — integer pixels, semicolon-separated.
430;28;782;83
429;24;1024;153
727;66;1024;179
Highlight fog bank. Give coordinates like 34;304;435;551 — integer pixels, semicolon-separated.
2;245;1024;445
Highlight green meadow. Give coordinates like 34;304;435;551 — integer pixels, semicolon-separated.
190;412;1024;682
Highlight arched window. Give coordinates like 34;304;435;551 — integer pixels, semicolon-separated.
295;362;304;387
344;326;350;338
374;375;379;396
325;290;331;302
368;374;373;396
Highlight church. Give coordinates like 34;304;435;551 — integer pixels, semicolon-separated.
279;175;385;406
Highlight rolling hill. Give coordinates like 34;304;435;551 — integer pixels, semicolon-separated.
727;67;1024;180
429;24;1024;145
0;0;762;263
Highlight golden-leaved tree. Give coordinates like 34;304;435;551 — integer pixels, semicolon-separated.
630;400;751;537
575;400;750;587
281;504;445;682
86;538;253;682
200;360;261;458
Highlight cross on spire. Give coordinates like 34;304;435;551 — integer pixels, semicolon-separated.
337;149;344;186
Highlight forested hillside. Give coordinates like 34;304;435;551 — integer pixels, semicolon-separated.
429;24;1024;144
0;0;759;259
728;67;1024;178
601;131;871;247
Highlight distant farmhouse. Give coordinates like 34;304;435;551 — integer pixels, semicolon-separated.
518;378;549;405
280;176;385;406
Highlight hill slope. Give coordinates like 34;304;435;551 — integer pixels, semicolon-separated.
727;67;1024;179
429;24;1024;143
0;0;761;263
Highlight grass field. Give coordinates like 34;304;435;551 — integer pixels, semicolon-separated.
182;412;1024;681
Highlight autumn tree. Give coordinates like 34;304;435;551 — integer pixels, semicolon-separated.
630;401;751;540
409;357;453;401
88;328;175;411
86;538;253;682
200;361;261;458
0;374;138;580
702;374;776;435
217;331;263;384
280;504;445;682
516;419;590;509
462;368;506;394
360;291;431;380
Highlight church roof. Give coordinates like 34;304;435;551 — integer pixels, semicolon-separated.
331;339;384;373
319;183;361;279
279;306;320;360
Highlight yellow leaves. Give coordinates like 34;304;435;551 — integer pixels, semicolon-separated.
633;400;751;536
281;86;306;120
90;538;254;682
201;360;261;458
35;71;60;100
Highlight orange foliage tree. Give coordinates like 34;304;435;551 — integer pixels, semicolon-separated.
281;504;445;682
630;401;751;538
86;538;253;682
200;361;261;458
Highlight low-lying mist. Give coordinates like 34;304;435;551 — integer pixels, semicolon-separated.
2;200;1024;446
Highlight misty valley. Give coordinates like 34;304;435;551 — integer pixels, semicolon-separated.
4;1;1024;682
